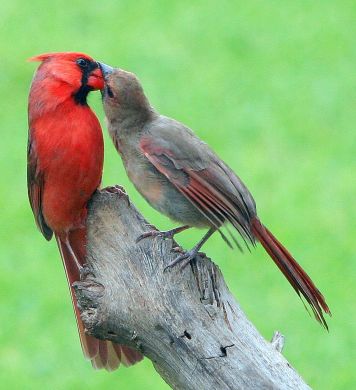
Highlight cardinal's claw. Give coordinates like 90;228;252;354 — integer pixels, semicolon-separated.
136;227;186;244
103;185;126;195
137;225;190;244
171;246;184;253
136;230;161;243
164;249;198;271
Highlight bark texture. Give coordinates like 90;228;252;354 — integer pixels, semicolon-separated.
73;186;311;390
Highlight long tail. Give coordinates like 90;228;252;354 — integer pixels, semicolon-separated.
56;228;143;370
250;217;331;329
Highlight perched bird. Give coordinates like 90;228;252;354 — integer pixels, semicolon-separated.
27;53;142;370
100;64;331;328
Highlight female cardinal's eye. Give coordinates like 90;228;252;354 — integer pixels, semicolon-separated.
76;58;89;68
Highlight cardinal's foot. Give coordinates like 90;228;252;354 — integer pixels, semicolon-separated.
103;184;126;194
164;248;199;271
136;225;190;243
171;246;184;254
136;229;170;243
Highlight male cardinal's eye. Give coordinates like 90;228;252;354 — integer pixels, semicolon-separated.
76;58;89;68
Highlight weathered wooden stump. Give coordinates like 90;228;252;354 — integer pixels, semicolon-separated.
74;187;310;390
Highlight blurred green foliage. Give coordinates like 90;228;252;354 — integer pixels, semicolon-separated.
0;0;355;388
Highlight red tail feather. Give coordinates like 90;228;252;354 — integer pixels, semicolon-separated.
56;229;143;370
251;217;331;329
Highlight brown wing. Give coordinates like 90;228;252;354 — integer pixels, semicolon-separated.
27;132;53;240
140;122;256;246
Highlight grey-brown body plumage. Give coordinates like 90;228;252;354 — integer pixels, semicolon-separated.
114;123;208;227
104;69;256;238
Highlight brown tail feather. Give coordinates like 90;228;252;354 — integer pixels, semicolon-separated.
56;229;143;370
251;217;331;329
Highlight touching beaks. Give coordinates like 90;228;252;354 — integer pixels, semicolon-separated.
98;62;114;79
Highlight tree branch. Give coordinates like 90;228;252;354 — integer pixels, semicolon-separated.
73;186;311;390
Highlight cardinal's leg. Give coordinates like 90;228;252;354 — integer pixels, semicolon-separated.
64;234;83;270
164;227;216;270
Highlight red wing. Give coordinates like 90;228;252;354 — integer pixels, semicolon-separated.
140;138;255;247
27;133;53;240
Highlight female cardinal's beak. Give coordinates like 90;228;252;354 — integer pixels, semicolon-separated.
98;62;114;79
98;62;114;98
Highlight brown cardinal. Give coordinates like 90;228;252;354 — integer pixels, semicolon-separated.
27;53;142;370
100;64;331;328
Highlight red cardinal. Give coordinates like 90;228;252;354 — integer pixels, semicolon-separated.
100;66;331;328
27;53;142;370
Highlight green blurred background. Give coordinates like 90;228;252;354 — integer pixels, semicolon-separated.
1;1;355;389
